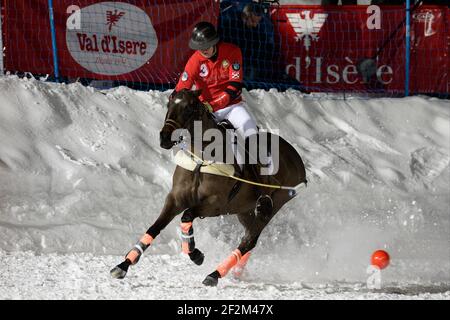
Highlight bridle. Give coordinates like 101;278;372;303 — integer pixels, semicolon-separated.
162;99;209;133
163;118;182;131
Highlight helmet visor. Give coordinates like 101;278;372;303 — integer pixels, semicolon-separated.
189;35;219;51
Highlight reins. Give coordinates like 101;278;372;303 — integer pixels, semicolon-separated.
167;96;306;194
181;147;306;194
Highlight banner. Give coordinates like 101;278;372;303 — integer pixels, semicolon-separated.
271;5;449;94
409;6;449;95
3;0;219;84
2;2;448;94
0;9;3;74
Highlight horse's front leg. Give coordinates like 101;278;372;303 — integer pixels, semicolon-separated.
180;208;204;265
110;193;184;279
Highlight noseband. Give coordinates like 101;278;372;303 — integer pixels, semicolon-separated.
164;118;182;131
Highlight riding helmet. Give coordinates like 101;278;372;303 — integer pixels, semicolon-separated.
189;21;220;51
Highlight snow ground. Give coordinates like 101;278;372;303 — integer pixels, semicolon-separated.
0;76;449;299
1;250;449;300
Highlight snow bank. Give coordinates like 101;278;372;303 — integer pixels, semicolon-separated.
0;76;449;288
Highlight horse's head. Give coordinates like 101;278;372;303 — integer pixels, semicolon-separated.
160;89;204;149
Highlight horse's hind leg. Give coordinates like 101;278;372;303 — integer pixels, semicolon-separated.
231;191;293;280
231;213;256;278
110;193;183;279
202;211;272;286
180;208;204;266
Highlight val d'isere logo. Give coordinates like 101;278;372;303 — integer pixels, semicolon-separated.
106;10;125;31
66;2;158;76
286;11;327;52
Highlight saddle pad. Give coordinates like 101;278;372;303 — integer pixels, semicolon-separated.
173;150;235;177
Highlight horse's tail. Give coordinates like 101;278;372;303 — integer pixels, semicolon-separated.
279;136;307;186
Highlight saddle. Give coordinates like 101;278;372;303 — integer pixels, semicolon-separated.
173;150;235;177
173;119;272;204
216;119;264;178
172;120;240;177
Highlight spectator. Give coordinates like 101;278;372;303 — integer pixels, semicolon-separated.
321;0;357;4
218;2;278;82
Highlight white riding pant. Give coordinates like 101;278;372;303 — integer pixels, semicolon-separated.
214;101;257;137
214;101;276;174
213;101;257;167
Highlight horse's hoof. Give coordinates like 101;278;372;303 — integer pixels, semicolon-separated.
189;249;205;266
202;271;220;287
110;266;127;279
110;261;130;279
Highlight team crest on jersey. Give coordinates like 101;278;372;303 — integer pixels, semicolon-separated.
199;63;209;77
232;63;240;71
181;71;188;81
222;60;230;69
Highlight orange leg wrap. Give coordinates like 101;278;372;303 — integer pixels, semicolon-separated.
125;233;154;265
125;250;140;264
232;251;251;278
217;249;242;278
140;234;154;246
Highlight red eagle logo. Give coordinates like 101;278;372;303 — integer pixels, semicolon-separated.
106;10;125;31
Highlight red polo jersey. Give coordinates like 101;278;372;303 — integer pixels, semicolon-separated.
175;42;243;112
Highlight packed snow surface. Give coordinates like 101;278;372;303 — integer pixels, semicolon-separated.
0;76;448;299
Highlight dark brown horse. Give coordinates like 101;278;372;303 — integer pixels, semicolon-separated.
110;89;307;286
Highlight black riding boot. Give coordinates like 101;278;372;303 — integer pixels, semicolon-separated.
242;135;274;218
247;163;273;219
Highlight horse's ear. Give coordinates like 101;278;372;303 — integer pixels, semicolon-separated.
192;89;202;98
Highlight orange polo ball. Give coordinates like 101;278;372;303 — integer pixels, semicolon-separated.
371;250;390;270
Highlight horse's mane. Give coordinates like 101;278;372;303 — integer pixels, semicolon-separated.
176;89;221;129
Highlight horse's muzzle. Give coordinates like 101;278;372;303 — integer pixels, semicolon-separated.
160;130;174;149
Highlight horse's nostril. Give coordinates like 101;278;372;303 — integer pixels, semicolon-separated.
160;130;170;140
